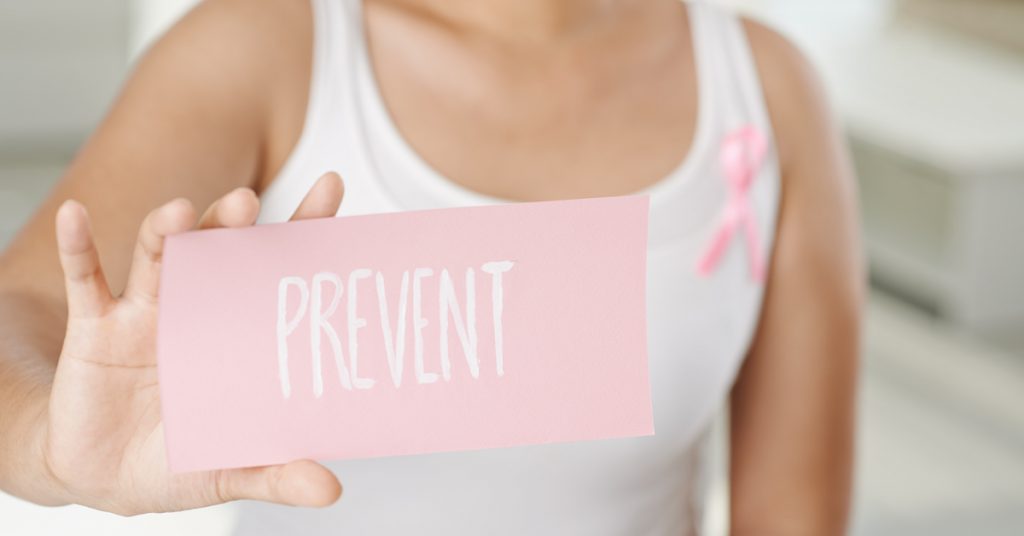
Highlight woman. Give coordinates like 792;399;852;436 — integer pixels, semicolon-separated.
0;0;861;534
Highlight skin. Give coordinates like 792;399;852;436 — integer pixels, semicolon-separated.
0;0;862;532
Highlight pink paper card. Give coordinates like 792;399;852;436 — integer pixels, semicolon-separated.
157;195;653;473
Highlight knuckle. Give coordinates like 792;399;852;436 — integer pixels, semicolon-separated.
213;470;234;504
136;235;163;265
270;465;287;495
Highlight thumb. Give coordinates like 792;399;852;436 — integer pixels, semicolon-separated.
212;460;341;507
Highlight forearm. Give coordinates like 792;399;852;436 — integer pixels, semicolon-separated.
0;291;69;505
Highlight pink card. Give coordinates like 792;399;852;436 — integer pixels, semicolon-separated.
157;195;653;473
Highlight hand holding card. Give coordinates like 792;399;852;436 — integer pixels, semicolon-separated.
41;175;346;516
158;195;654;473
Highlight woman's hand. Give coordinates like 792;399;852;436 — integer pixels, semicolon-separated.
41;173;345;516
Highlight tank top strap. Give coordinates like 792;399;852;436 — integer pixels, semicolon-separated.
300;0;356;149
686;1;781;250
688;1;774;137
260;0;392;222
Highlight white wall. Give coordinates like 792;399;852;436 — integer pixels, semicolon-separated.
0;1;129;158
0;0;201;160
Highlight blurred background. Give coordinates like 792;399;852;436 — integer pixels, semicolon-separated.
1;0;1022;534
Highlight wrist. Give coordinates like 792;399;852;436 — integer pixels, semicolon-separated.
0;381;71;506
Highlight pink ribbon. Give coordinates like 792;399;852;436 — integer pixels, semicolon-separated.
696;125;767;283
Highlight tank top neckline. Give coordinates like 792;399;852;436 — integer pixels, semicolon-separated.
349;0;716;211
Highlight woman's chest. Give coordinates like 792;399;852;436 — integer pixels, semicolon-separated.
364;5;699;202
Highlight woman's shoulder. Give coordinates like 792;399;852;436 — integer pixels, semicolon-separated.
737;16;835;183
734;14;861;294
132;0;315;185
140;0;312;84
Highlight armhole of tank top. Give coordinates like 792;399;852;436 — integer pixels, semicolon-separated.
691;2;783;353
259;0;332;212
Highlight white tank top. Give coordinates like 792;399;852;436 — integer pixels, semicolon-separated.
241;1;779;534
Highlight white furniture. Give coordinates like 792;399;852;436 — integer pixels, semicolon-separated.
727;0;1024;340
836;23;1024;338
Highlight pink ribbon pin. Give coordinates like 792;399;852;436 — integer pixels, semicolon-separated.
696;125;767;283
